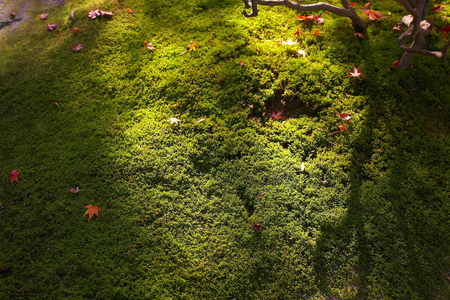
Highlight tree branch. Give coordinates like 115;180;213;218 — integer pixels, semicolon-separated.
397;24;447;59
242;0;366;31
242;0;259;17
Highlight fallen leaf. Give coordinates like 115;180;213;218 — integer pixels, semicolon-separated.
71;27;80;34
442;26;450;40
315;14;324;24
364;9;387;20
70;10;75;19
251;222;261;233
69;187;81;194
301;162;305;171
52;102;59;107
88;9;114;20
196;116;206;122
169;117;180;125
46;23;57;31
40;12;49;20
10;169;20;184
83;204;101;221
271;110;287;120
297;49;308;57
10;12;16;18
392;23;403;31
314;30;322;35
402;15;414;27
140;41;156;53
258;193;266;197
354;32;364;38
432;5;444;12
187;41;197;51
281;39;298;45
239;60;245;67
72;44;83;51
297;14;322;24
293;27;300;36
391;60;399;68
331;124;347;135
337;112;352;121
126;8;135;13
349;3;358;6
364;2;370;8
346;65;363;79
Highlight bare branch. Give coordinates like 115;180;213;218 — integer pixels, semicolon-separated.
242;0;366;31
397;25;445;59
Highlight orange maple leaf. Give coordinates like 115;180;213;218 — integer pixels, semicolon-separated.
331;124;348;135
83;204;101;221
187;41;197;51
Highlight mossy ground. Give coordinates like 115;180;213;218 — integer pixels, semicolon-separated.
0;0;449;298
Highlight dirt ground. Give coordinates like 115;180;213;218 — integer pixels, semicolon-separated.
0;0;64;37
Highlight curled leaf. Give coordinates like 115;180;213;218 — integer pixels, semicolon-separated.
251;222;261;233
364;9;387;20
70;10;75;19
337;112;352;121
69;187;81;194
46;23;57;31
40;12;49;20
169;117;180;125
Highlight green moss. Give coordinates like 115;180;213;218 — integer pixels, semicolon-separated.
0;0;449;298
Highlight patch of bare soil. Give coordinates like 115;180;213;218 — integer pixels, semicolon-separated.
0;0;64;37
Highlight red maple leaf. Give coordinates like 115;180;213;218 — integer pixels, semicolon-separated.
349;3;358;6
40;12;49;20
69;187;81;194
126;8;135;13
391;60;399;68
71;27;81;34
331;124;348;135
293;27;300;36
239;60;245;67
354;32;365;39
83;204;101;221
432;5;444;12
364;9;387;20
271;110;287;120
10;169;20;184
46;23;57;31
441;26;450;40
140;41;156;53
337;112;352;121
346;65;363;79
251;222;261;233
72;44;83;51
